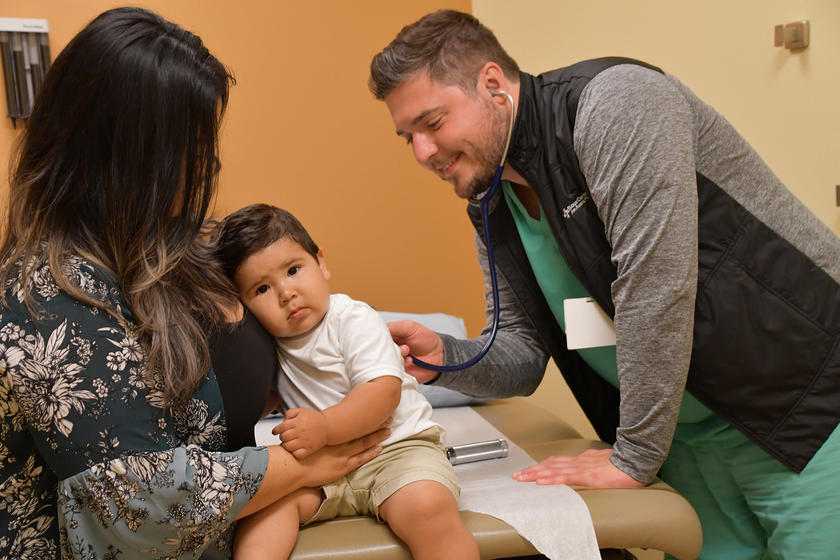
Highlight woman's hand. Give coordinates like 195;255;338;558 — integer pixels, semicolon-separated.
298;425;390;488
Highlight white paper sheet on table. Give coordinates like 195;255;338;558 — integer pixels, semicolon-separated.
433;406;600;560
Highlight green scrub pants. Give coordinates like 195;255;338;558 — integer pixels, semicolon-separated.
659;416;840;560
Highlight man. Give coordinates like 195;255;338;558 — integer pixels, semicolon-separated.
369;9;840;560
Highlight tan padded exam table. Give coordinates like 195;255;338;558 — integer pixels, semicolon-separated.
287;397;702;560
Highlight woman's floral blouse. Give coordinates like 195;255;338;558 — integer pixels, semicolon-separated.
0;256;269;559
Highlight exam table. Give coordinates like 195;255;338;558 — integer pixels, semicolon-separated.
284;397;703;560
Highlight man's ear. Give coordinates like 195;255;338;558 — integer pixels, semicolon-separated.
317;249;331;280
477;61;507;101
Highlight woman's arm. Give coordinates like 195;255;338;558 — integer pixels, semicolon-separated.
57;428;388;555
58;445;270;555
237;427;388;519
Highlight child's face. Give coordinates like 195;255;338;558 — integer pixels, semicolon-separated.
234;237;331;338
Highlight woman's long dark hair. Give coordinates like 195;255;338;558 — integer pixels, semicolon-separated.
1;7;238;406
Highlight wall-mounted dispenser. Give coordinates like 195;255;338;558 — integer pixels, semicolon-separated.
0;17;51;127
774;20;809;50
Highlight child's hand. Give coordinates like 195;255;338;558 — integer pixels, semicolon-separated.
272;408;328;458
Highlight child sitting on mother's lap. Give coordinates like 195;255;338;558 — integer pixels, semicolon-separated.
214;204;478;560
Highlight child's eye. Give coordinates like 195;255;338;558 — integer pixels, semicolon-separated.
288;266;300;276
255;285;269;295
428;118;442;130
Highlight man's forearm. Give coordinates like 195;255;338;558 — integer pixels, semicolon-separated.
434;231;549;398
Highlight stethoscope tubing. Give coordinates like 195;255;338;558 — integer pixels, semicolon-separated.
409;167;502;372
409;89;514;373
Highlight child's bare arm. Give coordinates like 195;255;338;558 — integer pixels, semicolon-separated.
273;376;401;458
323;376;401;444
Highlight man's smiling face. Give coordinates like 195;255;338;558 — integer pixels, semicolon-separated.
384;72;508;199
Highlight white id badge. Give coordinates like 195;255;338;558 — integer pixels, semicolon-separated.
563;297;616;349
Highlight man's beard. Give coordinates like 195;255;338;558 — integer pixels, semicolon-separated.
456;99;510;199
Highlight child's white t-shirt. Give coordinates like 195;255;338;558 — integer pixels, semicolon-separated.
276;293;438;446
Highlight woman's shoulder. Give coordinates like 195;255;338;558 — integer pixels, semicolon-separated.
3;255;122;314
0;255;131;350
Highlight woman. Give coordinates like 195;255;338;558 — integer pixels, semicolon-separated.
0;7;385;558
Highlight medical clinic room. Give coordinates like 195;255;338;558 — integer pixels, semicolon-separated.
1;1;839;559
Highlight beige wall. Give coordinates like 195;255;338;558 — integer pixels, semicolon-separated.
0;0;485;333
474;0;840;232
473;0;840;441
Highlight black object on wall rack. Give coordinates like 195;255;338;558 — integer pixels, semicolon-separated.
0;17;50;128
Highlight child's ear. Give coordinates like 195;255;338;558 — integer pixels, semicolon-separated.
317;250;331;280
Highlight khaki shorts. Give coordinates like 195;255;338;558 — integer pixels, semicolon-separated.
305;427;459;524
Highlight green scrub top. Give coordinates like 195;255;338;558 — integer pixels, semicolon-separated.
501;182;713;423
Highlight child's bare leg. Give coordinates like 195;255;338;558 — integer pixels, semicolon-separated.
234;487;322;560
378;480;479;560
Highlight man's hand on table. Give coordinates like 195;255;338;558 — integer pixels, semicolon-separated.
512;448;646;488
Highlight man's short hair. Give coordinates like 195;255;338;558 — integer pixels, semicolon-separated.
369;9;519;100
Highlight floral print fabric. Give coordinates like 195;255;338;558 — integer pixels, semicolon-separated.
0;257;268;559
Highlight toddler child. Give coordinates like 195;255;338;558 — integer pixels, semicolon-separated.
214;204;479;560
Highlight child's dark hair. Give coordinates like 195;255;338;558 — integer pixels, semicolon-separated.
214;204;320;279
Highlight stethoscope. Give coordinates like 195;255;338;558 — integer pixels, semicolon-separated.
410;88;515;372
